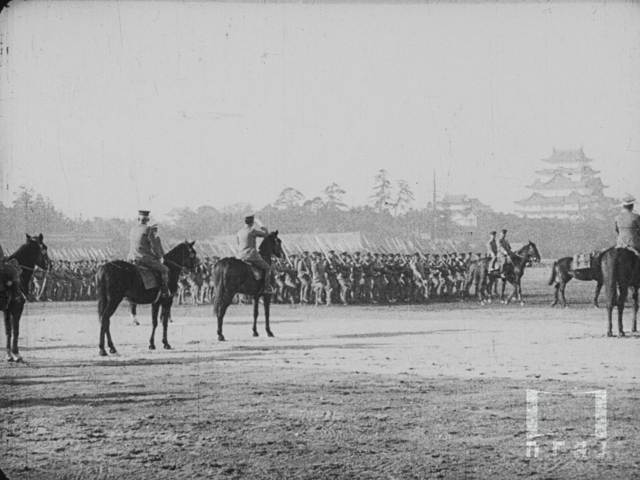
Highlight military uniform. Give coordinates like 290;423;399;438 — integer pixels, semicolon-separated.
128;211;170;296
615;208;640;254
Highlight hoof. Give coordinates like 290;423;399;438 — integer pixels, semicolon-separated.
619;332;626;338
218;335;226;342
149;344;156;350
6;356;14;363
607;332;613;337
99;350;108;357
520;302;525;307
131;321;140;326
109;348;117;354
267;332;274;338
163;344;171;350
14;356;23;363
253;332;259;337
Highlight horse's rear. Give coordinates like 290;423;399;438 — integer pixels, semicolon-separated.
601;248;639;337
96;261;138;356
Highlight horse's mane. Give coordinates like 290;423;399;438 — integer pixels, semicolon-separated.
7;239;38;260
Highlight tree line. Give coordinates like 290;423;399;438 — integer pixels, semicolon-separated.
0;178;622;259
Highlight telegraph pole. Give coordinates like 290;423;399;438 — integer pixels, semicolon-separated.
432;169;437;240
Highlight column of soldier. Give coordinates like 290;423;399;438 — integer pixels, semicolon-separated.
23;251;482;305
179;249;480;306
22;250;500;305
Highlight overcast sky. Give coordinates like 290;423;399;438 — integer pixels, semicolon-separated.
0;0;639;220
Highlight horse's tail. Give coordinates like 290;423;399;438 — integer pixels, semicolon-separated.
97;266;108;319
548;261;557;286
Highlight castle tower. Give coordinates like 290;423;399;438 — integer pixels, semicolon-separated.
515;147;613;219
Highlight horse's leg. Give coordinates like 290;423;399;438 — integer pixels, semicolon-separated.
161;303;172;349
617;284;627;337
99;298;120;356
149;302;160;350
215;294;232;341
130;302;139;326
264;294;273;337
9;304;25;362
594;282;603;309
559;281;569;308
5;310;14;362
551;282;560;307
632;287;638;333
252;296;260;337
500;279;507;304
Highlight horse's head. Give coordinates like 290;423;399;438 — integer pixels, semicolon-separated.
179;241;198;270
26;233;50;271
519;241;541;264
259;230;284;260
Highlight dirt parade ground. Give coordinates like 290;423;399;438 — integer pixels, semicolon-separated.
2;268;640;480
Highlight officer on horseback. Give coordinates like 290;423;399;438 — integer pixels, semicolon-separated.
127;210;170;298
236;213;274;294
497;229;512;278
0;243;25;308
614;194;640;258
486;231;498;272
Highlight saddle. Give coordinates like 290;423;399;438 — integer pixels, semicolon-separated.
572;252;594;271
241;260;263;281
130;262;160;290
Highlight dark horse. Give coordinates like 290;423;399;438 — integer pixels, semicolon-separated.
3;234;50;362
212;231;283;341
601;247;639;337
466;242;541;306
490;242;541;305
548;250;606;308
96;241;198;356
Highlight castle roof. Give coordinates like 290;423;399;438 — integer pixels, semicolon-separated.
441;194;468;204
515;191;600;206
527;174;606;190
541;147;594;164
534;166;600;176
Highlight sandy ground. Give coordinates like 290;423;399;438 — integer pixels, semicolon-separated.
2;268;640;479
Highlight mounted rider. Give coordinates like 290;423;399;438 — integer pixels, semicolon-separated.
497;229;513;277
127;210;170;298
0;243;25;308
236;213;274;294
486;231;498;271
614;194;640;259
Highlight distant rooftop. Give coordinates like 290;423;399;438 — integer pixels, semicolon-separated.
541;147;594;164
527;174;606;191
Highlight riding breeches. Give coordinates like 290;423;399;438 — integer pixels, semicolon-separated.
134;258;170;288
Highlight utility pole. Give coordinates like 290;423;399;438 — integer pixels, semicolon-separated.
432;169;437;240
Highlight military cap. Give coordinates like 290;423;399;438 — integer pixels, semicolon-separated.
621;194;636;206
490;231;497;235
138;210;150;217
501;229;508;234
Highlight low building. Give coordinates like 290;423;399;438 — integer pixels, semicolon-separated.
436;194;492;227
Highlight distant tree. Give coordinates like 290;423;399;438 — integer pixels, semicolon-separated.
303;196;325;213
274;187;305;210
323;183;347;210
369;169;393;212
393;180;415;216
